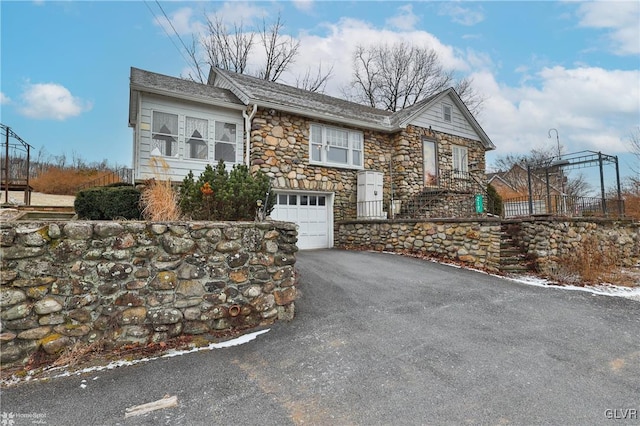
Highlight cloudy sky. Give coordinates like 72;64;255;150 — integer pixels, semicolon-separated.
1;1;638;188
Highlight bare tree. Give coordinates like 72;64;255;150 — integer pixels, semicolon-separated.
185;12;331;92
256;15;299;82
628;126;640;184
344;41;484;114
295;62;334;93
493;146;590;198
186;15;255;83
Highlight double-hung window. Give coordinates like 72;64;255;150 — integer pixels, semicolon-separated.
452;144;468;178
186;116;208;160
443;104;452;122
214;122;237;162
151;112;178;157
310;124;363;168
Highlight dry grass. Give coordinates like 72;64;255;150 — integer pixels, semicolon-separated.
139;157;181;221
547;235;624;286
30;167;117;195
623;192;640;219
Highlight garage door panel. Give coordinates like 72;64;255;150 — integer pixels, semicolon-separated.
271;193;331;250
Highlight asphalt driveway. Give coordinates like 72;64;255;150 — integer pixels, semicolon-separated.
1;249;639;425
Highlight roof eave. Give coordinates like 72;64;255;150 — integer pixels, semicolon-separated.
129;84;246;111
253;100;397;132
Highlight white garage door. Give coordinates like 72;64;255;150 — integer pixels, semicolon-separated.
270;193;332;250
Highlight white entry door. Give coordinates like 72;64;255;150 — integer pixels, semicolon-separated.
270;192;332;250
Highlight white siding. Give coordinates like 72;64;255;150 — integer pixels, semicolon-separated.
410;94;480;141
134;93;244;182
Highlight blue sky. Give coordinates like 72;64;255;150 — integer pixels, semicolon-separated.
1;1;639;192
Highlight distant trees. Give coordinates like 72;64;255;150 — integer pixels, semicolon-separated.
492;146;590;198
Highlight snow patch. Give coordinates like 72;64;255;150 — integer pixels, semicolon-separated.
2;329;270;387
507;274;640;302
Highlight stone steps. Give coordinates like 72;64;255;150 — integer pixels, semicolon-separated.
499;223;531;274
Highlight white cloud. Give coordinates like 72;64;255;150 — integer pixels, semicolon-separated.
474;66;640;162
18;82;92;120
209;2;268;27
438;4;484;26
153;6;203;36
292;0;314;13
287;17;468;95
386;4;420;31
576;1;640;55
0;92;10;105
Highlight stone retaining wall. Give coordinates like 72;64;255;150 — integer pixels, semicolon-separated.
336;219;502;271
507;218;640;272
0;220;298;367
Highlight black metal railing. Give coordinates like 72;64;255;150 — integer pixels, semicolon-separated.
502;195;625;218
76;168;134;191
424;169;477;193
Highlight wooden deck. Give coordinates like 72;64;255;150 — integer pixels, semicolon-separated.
1;180;33;205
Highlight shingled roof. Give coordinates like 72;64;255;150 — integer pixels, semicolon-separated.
209;67;494;149
129;66;494;150
129;67;244;126
209;67;394;131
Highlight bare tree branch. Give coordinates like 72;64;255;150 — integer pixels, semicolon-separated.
184;35;207;83
200;14;254;76
295;62;334;93
345;42;483;113
257;14;299;82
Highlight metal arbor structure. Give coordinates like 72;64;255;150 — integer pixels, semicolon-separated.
525;150;623;217
1;124;33;205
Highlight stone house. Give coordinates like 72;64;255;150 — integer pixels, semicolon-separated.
129;67;495;249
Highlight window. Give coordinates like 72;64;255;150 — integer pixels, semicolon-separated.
452;144;468;177
151;112;178;157
215;122;237;162
186;116;208;160
443;104;452;122
309;124;364;168
423;139;438;186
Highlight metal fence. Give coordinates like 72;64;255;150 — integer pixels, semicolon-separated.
503;195;625;218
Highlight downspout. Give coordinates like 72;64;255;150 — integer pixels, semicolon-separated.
243;104;258;166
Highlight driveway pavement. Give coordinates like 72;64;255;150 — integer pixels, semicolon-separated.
1;250;639;425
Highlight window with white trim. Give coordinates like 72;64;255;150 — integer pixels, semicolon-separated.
452;144;468;177
214;122;237;162
443;104;452;122
186;116;208;160
151;111;178;157
309;123;363;168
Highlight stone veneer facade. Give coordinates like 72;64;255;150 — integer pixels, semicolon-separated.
248;108;488;224
0;220;297;367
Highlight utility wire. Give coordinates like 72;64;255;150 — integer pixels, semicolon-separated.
142;0;199;78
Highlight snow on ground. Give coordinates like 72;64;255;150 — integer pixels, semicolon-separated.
506;275;640;302
381;250;640;302
1;329;270;387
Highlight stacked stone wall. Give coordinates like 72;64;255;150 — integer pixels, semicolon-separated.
336;219;502;271
507;218;639;272
0;220;298;367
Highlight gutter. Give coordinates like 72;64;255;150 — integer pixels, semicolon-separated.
243;104;258;166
